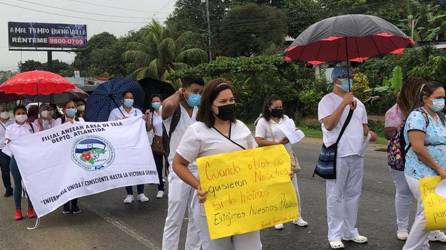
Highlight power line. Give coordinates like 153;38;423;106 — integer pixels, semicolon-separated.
16;0;149;20
0;1;149;24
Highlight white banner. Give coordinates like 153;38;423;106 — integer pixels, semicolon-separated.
7;116;159;217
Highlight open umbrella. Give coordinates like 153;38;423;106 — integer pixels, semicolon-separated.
0;70;75;95
30;86;88;104
85;77;145;122
284;14;415;65
138;77;176;110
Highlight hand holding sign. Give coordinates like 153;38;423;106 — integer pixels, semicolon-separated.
277;120;305;144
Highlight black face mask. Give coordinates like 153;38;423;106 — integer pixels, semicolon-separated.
216;104;236;121
271;108;283;118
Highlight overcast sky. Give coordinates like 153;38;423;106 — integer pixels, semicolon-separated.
0;0;176;71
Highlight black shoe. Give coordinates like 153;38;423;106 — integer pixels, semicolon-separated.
4;189;12;197
62;204;71;214
71;205;81;214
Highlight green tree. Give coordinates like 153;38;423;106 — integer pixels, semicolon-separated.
218;3;287;56
123;20;207;80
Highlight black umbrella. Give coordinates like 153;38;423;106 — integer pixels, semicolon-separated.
138;78;176;110
284;14;414;64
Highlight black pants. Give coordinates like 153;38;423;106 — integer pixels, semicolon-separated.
0;150;12;193
154;153;164;191
125;185;144;195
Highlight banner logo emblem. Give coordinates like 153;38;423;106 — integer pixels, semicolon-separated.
72;136;115;171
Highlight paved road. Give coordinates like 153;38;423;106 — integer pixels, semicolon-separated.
0;139;444;250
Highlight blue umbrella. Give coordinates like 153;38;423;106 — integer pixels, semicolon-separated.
85;77;145;122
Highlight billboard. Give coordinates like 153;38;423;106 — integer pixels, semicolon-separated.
8;22;87;50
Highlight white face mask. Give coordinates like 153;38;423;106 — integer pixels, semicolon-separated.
41;110;49;118
77;105;85;112
15;114;27;123
0;112;9;120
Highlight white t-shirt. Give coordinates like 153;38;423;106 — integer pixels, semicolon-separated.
163;104;198;167
255;116;293;152
177;120;257;164
318;92;368;157
0;119;14;150
54;116;85;127
108;106;142;121
148;111;163;144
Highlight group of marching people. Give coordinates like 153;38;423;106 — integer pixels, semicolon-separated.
2;66;446;250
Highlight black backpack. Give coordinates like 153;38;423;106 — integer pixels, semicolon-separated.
162;106;181;167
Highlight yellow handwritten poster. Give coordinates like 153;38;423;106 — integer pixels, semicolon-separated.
197;145;299;240
420;176;446;230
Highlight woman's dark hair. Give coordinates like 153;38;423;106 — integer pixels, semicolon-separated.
262;96;282;121
14;105;26;114
122;90;134;98
197;78;235;128
76;99;86;105
27;105;39;118
397;77;426;118
63;99;76;108
417;81;445;124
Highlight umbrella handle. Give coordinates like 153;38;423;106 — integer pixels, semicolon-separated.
108;94;125;118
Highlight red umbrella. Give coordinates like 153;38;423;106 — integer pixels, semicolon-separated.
0;70;75;95
284;14;415;65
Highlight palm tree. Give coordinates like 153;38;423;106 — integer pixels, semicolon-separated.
123;20;208;80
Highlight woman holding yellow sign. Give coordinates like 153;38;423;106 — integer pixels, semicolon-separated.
172;79;261;250
403;81;446;250
255;96;308;230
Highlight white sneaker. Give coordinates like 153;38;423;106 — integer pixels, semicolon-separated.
397;230;409;241
123;195;134;204
156;190;164;199
274;224;284;230
137;193;149;203
342;235;368;244
329;240;344;249
428;230;446;242
292;218;308;227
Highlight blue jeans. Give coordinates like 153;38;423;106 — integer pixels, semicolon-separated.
9;157;32;209
125;185;144;195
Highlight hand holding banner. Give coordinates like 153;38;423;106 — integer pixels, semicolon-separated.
197;145;298;239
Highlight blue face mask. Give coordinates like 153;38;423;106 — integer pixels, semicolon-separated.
338;78;352;92
186;93;201;107
431;98;445;112
152;102;161;110
66;108;77;117
123;98;134;108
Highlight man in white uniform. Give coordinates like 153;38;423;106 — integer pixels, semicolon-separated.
161;77;204;250
318;67;376;249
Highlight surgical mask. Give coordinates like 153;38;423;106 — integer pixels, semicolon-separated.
215;104;236;121
0;112;9;120
40;110;49;118
66;108;77;117
77;105;85;112
186;93;201;107
337;79;352;92
431;98;445;112
151;102;161;110
123;99;134;108
15;114;27;123
271;108;283;118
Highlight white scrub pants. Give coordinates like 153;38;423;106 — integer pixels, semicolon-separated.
162;171;201;250
326;155;363;241
403;175;430;250
192;199;262;250
292;173;303;216
389;168;413;232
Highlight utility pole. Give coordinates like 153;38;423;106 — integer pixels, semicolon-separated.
201;0;212;61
